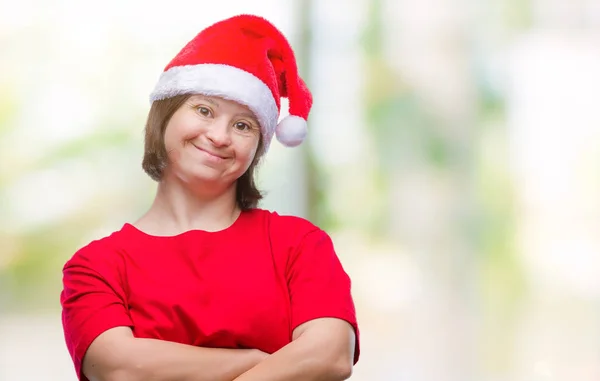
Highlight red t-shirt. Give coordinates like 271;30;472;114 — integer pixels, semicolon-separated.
60;208;360;380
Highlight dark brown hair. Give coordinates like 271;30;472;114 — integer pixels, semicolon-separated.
141;94;264;210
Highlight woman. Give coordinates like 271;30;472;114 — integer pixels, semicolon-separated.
60;14;360;381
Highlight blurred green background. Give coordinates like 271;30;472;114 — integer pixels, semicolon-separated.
1;0;600;380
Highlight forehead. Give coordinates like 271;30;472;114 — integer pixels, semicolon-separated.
189;94;254;114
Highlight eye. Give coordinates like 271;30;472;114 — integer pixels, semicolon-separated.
196;106;212;117
234;121;251;131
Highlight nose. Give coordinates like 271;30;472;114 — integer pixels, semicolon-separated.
205;117;232;147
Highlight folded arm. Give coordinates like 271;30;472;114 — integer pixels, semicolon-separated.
233;318;356;381
82;326;267;381
62;246;266;381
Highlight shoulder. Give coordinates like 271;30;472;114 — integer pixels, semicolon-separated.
250;208;322;237
248;209;333;256
62;227;129;273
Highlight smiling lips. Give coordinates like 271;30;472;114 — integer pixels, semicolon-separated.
193;144;228;162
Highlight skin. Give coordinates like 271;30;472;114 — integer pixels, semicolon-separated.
163;94;260;196
81;95;355;381
135;95;262;236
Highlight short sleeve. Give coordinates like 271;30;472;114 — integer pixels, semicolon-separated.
286;229;360;364
60;240;134;381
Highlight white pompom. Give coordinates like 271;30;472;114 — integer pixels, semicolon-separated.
275;115;308;147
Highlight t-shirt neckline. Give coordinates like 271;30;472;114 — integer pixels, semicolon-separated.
121;208;253;239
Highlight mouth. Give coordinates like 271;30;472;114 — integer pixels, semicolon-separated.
192;144;228;160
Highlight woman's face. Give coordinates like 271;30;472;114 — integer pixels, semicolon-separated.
162;95;261;189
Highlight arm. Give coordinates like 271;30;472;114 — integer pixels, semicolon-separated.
231;222;360;381
83;326;267;381
232;318;355;381
60;242;266;381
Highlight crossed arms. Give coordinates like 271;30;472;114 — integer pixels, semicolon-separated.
82;317;355;381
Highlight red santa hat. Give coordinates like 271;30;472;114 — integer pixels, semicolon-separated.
150;14;313;150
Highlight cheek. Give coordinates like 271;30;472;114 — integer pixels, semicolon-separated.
162;131;178;160
163;131;189;166
164;123;198;162
165;113;201;146
239;138;260;165
167;145;182;164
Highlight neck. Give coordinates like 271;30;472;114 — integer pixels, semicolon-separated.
136;174;240;235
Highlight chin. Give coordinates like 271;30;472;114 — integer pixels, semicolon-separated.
187;167;238;187
189;170;224;184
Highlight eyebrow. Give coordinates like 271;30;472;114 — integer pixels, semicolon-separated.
192;95;258;123
193;95;220;107
236;112;259;122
